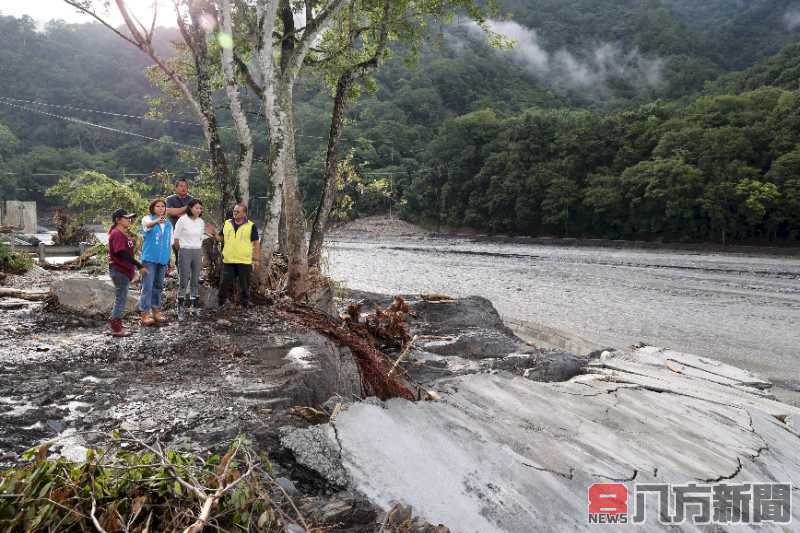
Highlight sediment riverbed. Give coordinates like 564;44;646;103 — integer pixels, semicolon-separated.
325;233;800;405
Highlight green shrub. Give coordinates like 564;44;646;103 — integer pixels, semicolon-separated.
46;171;148;225
0;240;33;274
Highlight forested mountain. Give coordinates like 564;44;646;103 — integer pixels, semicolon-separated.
0;16;197;199
1;0;800;242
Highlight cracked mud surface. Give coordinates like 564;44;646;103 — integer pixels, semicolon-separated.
325;348;800;532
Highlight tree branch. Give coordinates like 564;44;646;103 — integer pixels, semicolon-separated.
60;1;140;49
289;0;352;78
148;0;158;41
221;0;255;204
90;497;108;533
234;54;265;98
113;0;149;45
172;0;200;59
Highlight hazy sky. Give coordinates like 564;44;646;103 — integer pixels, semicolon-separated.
0;0;174;27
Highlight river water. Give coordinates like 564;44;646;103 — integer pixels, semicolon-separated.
325;236;800;404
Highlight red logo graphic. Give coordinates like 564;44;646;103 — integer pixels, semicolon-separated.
588;483;629;524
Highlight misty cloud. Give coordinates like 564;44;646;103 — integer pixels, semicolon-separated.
467;20;665;99
783;8;800;30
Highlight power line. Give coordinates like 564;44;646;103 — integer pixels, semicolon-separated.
2;94;330;139
2;170;200;177
0;95;203;127
0;97;207;152
2;94;329;140
356;169;432;175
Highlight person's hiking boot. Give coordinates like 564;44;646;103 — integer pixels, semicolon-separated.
189;297;200;317
176;297;185;321
152;308;168;325
139;312;155;327
109;318;131;337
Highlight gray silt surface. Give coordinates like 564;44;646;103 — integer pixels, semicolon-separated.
325;236;800;405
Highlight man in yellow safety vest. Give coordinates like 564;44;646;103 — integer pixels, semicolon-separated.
216;204;261;308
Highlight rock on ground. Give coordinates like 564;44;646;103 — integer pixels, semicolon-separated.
51;277;139;317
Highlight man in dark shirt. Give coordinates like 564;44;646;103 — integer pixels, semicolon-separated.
165;178;194;227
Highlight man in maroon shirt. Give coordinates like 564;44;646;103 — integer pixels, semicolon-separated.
108;209;147;336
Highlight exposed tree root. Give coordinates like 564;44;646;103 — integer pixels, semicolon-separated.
278;302;427;401
51;210;96;246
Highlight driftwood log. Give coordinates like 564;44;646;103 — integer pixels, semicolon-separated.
0;287;52;301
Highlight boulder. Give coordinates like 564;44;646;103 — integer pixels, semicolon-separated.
279;425;349;487
51;277;138;318
342;291;530;359
418;329;524;360
489;350;588;382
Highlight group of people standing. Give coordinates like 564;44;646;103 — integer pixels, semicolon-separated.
107;178;261;337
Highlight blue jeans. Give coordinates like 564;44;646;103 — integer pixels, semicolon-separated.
109;269;130;319
138;261;167;312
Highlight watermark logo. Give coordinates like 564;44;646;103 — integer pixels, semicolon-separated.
588;483;629;524
588;482;792;525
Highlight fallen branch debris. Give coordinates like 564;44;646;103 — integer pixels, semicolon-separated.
0;434;310;532
388;335;418;377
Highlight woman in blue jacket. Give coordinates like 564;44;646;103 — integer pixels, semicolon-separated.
139;198;173;325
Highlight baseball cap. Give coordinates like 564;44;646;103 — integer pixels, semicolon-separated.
112;208;136;222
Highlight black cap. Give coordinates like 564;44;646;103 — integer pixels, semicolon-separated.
112;208;136;222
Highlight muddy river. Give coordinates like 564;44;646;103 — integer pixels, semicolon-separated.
325;236;800;405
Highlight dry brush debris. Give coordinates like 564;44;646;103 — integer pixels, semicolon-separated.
0;434;311;533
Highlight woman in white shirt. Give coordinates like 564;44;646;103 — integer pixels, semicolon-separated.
173;199;210;318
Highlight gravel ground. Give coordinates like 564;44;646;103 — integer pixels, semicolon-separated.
325;235;800;405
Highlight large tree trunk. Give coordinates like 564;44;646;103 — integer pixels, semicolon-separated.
187;3;234;219
258;90;287;287
220;0;254;206
255;0;349;297
308;71;352;268
256;0;282;289
278;205;288;256
279;83;309;299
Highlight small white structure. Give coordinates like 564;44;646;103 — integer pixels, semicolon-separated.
2;201;37;234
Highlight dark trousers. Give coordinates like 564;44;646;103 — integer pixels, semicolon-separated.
219;263;251;305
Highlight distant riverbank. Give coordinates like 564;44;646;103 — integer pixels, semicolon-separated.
331;215;800;257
